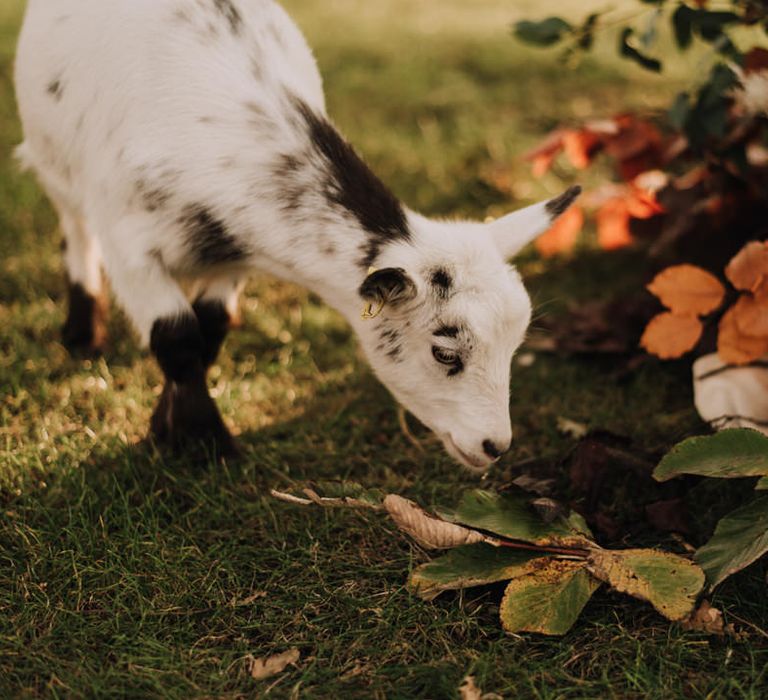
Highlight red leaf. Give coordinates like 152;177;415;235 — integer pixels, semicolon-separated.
562;129;602;170
744;47;768;74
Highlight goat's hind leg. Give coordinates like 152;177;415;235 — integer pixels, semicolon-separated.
58;208;108;353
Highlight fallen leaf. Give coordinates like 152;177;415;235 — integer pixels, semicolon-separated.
640;312;703;359
383;494;490;549
681;600;730;636
524;130;565;177
718;305;768;365
596;197;633;250
408;544;544;601
249;648;300;681
587;547;704;620
732;293;768;338
499;559;600;635
725;240;768;293
603;115;663;161
535;205;584;257
744;47;768;74
646;265;725;316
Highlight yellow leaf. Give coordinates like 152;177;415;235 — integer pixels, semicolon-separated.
646;264;725;316
640;312;702;359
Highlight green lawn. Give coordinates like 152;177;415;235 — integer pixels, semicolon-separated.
1;1;767;698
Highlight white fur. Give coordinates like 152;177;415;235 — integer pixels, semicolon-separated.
14;0;574;471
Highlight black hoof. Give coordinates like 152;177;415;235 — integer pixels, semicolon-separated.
150;380;240;458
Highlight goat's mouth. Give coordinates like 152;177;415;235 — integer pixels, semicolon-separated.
440;434;493;474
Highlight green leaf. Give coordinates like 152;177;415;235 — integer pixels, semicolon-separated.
513;18;573;47
619;27;662;72
588;548;704;620
499;560;599;635
408;544;547;601
654;429;768;482
442;489;592;547
694;10;740;42
695;496;768;589
668;91;691;131
757;477;768;491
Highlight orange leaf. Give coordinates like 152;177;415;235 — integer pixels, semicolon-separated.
640;312;703;359
732;293;768;338
562;129;601;170
646;265;725;316
532;151;556;178
718;305;768;365
525;130;565;177
535;205;584;258
596;198;633;250
625;186;664;219
725;240;768;293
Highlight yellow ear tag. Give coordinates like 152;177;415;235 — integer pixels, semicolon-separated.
361;266;385;320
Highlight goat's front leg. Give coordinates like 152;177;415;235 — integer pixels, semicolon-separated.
104;242;237;455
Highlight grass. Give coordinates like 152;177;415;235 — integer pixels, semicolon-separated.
1;0;767;697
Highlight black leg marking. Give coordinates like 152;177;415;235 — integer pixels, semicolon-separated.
62;281;107;354
192;299;231;368
148;312;238;455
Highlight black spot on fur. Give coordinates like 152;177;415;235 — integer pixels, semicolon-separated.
293;98;410;269
430;268;452;298
47;79;63;101
178;204;248;266
545;185;582;218
192;298;231;368
213;0;242;35
359;267;417;308
136;179;172;212
434;325;459;338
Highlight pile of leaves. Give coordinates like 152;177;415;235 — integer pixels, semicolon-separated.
273;483;705;635
513;2;768;262
272;429;768;636
641;239;768;362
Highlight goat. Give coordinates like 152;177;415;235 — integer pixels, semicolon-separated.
14;0;580;471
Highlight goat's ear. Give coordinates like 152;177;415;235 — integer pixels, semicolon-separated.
359;267;417;308
488;185;581;259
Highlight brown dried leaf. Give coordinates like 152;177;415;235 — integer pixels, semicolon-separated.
725;241;768;293
640;312;703;359
249;648;300;681
535;205;584;257
732;293;768;338
718;305;768;365
681;600;730;636
383;494;491;549
646;265;725;316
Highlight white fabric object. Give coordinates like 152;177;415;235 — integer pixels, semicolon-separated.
693;354;768;436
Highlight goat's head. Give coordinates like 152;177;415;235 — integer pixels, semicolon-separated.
356;186;580;472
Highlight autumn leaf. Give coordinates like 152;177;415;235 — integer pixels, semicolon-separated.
640;312;703;359
524;130;565;177
535;205;584;257
732;293;768;338
383;494;491;549
249;648;300;681
725;240;768;293
587;547;704;620
625;186;664;219
499;560;600;635
718;305;768;365
596;197;632;250
646;264;725;316
562;129;601;169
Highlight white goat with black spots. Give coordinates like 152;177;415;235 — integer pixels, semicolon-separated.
14;0;580;471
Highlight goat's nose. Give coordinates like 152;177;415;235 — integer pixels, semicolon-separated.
482;439;509;460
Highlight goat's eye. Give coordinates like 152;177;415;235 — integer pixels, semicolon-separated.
432;346;459;366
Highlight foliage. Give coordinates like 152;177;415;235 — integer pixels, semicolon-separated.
513;2;768;266
653;428;768;588
273;484;705;636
